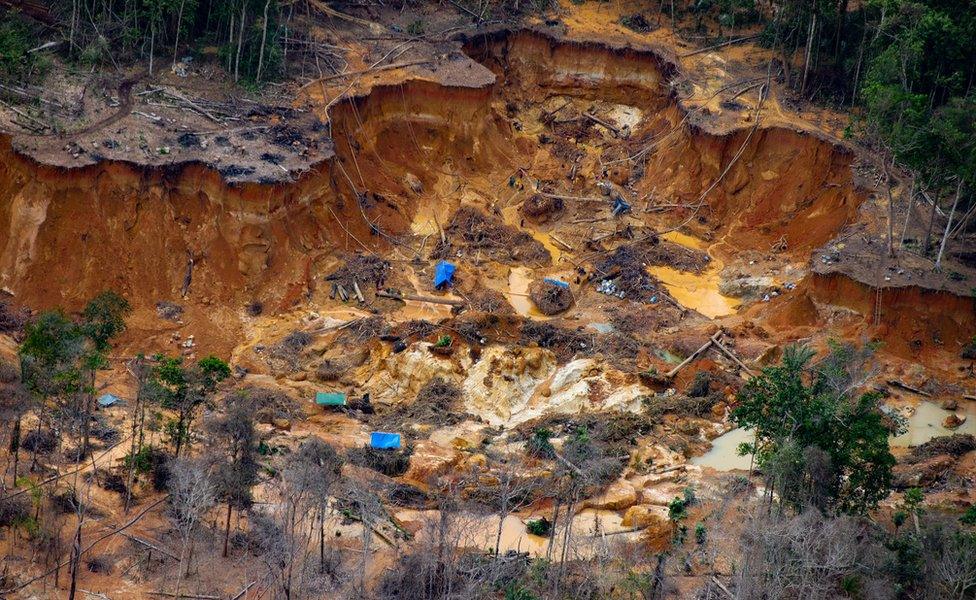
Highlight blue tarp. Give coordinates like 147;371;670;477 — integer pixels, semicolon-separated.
611;197;631;216
370;431;402;450
315;392;347;406
544;277;569;289
98;393;121;408
433;261;456;288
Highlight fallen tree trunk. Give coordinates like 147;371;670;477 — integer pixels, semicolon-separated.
119;533;179;561
887;379;932;397
377;290;465;306
680;34;761;57
710;333;755;377
665;339;713;379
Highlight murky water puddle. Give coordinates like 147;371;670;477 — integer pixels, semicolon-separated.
890;400;976;447
696;399;976;472
646;231;739;319
500;204;563;264
507;266;547;318
691;427;755;471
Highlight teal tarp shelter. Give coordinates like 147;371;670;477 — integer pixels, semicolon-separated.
370;432;401;449
98;393;121;408
315;392;347;407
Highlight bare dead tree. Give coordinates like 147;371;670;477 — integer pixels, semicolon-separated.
732;508;878;600
340;484;384;599
473;461;542;558
935;179;964;270
168;457;216;600
931;524;976;599
282;438;343;576
0;369;30;488
205;393;259;559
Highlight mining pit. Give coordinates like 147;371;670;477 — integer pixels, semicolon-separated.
0;7;974;598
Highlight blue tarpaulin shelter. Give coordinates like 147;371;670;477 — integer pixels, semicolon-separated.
433;261;456;288
98;393;121;408
544;277;569;289
316;392;347;407
370;432;402;450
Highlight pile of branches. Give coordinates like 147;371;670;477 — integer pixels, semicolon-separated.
437;206;551;265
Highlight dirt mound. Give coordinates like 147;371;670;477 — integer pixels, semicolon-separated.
336;316;387;344
905;434;976;464
238;386;305;424
266;330;313;372
520;321;590;363
417;377;461;407
595;245;660;302
607;305;685;337
641;239;709;272
592;331;642;370
326;253;390;289
465;286;515;315
371;376;468;433
439;206;551;265
346;445;413;477
521;193;564;224
316;359;347;381
529;280;574;315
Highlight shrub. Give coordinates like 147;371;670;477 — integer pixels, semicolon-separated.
346;445;413;477
526;517;552;537
668;497;688;523
87;555;112;573
0;15;42;83
505;585;539;600
526;428;555;459
407;19;425;36
0;495;30;528
687;371;711;397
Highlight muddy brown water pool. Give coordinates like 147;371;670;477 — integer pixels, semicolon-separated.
647;231;740;319
695;399;976;471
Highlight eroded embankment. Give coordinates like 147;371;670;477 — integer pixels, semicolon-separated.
0;138;358;312
809;271;976;359
461;29;866;255
0;27;953;341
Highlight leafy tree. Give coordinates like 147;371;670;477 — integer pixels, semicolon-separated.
732;343;896;514
0;12;47;83
155;354;229;456
19;292;130;462
81;291;130;351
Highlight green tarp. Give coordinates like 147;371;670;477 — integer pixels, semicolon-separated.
315;392;347;406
